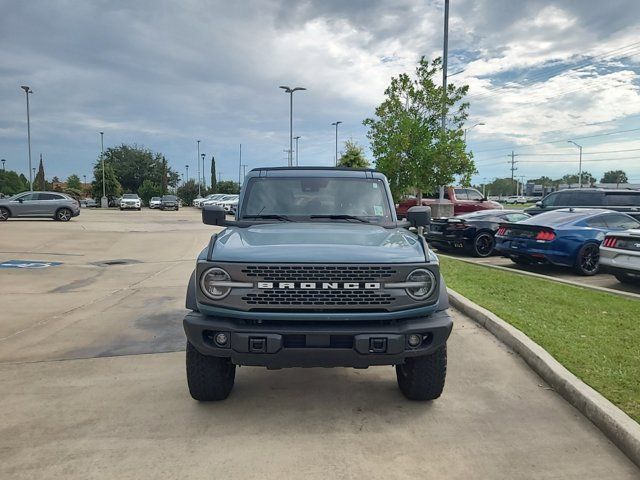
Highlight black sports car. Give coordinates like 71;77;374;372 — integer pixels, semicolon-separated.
426;209;530;257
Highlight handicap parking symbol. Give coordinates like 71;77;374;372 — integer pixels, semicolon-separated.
0;260;62;269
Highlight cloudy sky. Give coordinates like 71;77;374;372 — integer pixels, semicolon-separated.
2;0;640;186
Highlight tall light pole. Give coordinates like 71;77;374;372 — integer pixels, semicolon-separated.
83;174;87;189
201;153;206;191
568;140;583;188
331;121;342;166
185;164;189;182
21;86;33;190
279;86;306;167
293;135;301;166
196;140;201;197
1;159;5;171
99;132;106;207
238;144;242;188
464;122;485;142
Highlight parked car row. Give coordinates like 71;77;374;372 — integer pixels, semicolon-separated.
198;194;239;215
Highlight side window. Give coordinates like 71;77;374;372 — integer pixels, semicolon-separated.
15;193;37;201
37;193;62;200
603;214;640;230
604;194;640;207
561;192;602;207
541;193;559;207
466;189;484;201
504;213;529;222
585;215;608;228
454;189;468;200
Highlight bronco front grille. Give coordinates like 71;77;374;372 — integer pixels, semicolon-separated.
241;265;397;282
242;289;395;307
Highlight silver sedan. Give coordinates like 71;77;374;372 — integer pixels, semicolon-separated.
600;228;640;284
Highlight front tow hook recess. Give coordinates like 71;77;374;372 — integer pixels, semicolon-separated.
249;337;267;353
369;337;387;353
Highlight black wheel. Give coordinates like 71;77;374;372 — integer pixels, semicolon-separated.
120;207;123;211
137;207;141;211
615;273;638;284
574;243;600;276
472;232;495;257
396;344;447;401
510;256;532;265
55;208;72;222
186;341;235;401
0;207;9;221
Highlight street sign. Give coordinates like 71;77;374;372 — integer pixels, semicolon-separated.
0;260;62;269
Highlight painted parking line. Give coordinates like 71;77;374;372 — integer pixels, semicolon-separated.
0;260;63;269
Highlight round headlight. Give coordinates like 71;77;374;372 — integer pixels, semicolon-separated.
405;269;436;300
200;267;232;300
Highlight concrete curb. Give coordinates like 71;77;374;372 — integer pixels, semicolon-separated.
448;288;640;468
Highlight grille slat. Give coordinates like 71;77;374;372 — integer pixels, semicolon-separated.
242;265;397;282
243;289;395;306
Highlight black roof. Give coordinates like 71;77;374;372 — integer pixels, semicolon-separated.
555;188;640;193
250;166;376;172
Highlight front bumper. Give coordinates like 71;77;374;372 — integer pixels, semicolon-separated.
120;203;141;209
183;309;453;369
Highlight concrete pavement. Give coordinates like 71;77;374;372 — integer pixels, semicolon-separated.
0;209;638;479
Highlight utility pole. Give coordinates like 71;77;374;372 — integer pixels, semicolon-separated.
331;122;342;165
438;0;449;201
201;153;206;191
293;136;300;166
185;164;189;182
196;140;201;197
238;144;242;188
568;140;583;188
218;171;222;183
100;132;106;207
21;86;33;191
508;151;519;194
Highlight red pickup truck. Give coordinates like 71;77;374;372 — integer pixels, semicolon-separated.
396;187;502;218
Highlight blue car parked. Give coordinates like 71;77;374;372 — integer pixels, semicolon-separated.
495;208;640;275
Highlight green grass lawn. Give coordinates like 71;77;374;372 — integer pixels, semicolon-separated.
439;256;640;422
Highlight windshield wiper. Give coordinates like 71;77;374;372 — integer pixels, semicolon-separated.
310;214;371;223
243;214;293;222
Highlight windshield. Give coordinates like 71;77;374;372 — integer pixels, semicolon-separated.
241;177;392;221
123;194;138;199
151;197;160;201
162;195;176;201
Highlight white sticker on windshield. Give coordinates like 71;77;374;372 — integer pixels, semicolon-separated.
372;183;378;188
374;205;383;216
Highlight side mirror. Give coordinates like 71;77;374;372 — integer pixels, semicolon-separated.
18;198;24;203
202;205;226;226
407;206;431;228
535;201;542;207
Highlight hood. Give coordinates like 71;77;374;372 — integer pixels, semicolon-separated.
211;223;426;263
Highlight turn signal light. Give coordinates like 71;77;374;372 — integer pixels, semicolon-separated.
535;231;556;242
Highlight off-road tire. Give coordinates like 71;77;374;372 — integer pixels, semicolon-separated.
396;344;447;401
55;208;72;222
0;207;10;221
186;341;235;401
574;243;600;276
472;231;495;257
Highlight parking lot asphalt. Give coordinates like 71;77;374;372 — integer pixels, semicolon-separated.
1;208;638;479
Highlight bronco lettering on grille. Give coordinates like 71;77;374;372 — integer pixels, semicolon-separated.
257;282;381;290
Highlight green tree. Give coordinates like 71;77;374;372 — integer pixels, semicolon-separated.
484;178;516;196
92;161;122;201
337;140;370;168
67;174;82;190
364;56;475;200
600;170;628;184
217;180;240;194
138;179;162;205
102;144;179;193
210;156;217;194
177;179;200;206
0;170;29;196
34;157;46;191
561;171;595;186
